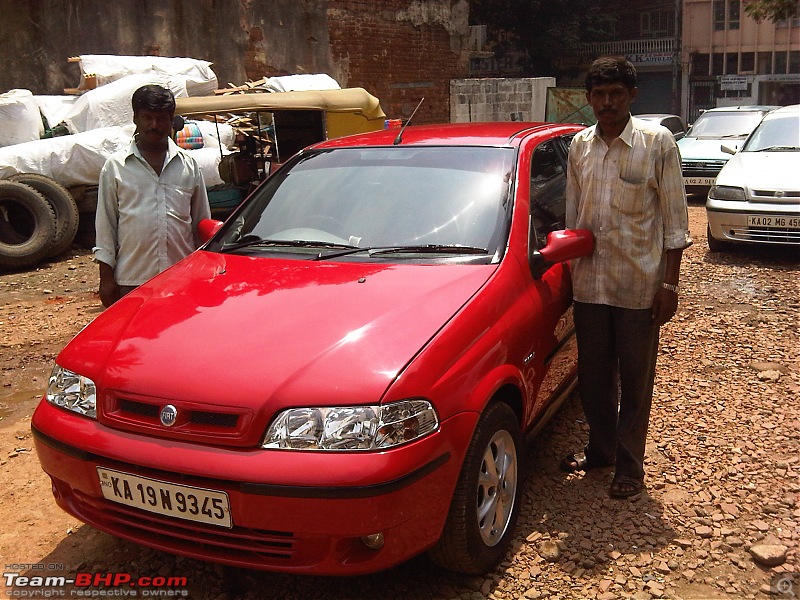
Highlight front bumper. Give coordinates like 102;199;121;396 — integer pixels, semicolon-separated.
32;400;478;575
706;199;800;247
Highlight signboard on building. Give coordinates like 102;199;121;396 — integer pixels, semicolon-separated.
627;52;675;66
720;75;749;91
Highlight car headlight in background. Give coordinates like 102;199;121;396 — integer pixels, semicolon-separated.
262;399;439;450
47;364;97;418
709;185;746;201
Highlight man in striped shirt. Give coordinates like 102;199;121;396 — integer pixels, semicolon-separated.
561;56;692;498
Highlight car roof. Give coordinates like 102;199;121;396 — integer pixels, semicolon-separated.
314;121;585;149
701;105;779;113
762;104;800;118
635;113;682;119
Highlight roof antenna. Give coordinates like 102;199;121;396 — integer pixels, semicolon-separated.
393;97;425;145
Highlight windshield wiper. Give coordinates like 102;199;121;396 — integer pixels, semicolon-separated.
754;146;800;152
221;235;357;253
718;133;749;139
315;244;489;261
371;244;488;255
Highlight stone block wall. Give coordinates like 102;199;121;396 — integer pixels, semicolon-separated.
450;77;557;123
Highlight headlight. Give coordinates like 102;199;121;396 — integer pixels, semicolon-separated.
709;185;746;201
262;399;439;450
46;364;97;418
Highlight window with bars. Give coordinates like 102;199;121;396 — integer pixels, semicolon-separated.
713;0;726;30
713;0;741;30
640;10;675;37
728;0;740;30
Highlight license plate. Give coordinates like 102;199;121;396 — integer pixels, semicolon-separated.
747;215;800;229
684;177;715;186
97;467;232;528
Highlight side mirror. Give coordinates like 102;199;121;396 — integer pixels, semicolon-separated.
530;228;594;279
720;144;737;155
198;218;224;244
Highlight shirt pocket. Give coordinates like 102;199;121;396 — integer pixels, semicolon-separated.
612;179;647;215
164;185;193;222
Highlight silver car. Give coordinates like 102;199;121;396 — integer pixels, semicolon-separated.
706;104;800;251
678;105;778;196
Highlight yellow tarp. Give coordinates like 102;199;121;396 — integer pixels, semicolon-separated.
175;88;386;137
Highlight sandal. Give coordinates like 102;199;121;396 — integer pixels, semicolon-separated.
609;474;644;498
559;452;611;473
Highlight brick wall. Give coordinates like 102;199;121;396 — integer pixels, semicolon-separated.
327;0;470;125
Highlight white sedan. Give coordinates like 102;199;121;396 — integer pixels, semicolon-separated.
705;104;800;251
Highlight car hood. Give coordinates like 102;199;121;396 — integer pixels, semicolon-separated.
678;137;742;161
715;151;800;189
61;251;496;409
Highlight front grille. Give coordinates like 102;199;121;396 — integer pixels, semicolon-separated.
116;398;240;429
68;486;302;563
751;190;800;200
104;395;252;444
192;410;239;428
729;226;800;245
681;159;727;176
120;399;159;418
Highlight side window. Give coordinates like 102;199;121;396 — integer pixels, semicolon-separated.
530;139;568;248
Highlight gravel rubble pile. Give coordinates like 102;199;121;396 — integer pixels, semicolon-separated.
1;206;798;599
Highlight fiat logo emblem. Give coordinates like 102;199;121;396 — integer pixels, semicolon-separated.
160;404;178;427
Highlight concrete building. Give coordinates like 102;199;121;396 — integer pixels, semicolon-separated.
577;0;682;116
682;0;800;121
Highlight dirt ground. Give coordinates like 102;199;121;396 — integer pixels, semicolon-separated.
1;203;798;600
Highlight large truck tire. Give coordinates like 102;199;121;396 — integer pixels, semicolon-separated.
0;180;57;270
9;173;79;258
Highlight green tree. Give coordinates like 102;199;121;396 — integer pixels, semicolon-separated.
470;0;616;76
743;0;798;22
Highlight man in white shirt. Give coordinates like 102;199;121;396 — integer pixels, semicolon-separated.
94;84;210;308
561;57;692;498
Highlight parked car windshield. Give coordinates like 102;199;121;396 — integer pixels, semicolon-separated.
741;114;800;152
688;111;765;138
211;146;515;260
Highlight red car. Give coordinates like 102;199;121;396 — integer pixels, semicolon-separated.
33;122;592;576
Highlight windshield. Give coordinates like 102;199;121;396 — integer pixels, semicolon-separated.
688;111;765;138
209;146;515;261
742;114;800;152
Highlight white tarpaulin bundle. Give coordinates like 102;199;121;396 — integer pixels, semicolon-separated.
62;74;190;134
77;55;218;97
0;89;45;147
34;95;78;129
0;122;233;188
264;74;341;92
0;125;136;186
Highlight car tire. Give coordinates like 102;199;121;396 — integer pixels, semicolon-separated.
706;224;729;252
429;401;522;574
0;180;57;270
9;173;79;258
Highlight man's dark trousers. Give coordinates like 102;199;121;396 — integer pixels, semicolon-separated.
573;301;660;480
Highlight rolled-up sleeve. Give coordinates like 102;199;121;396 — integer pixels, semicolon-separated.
658;143;692;250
